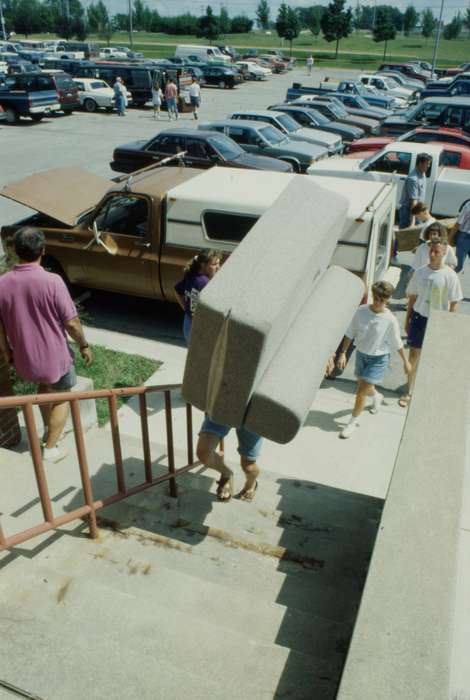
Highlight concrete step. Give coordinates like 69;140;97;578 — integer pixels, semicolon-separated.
0;560;340;700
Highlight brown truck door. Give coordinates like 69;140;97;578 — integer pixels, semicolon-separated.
80;193;160;299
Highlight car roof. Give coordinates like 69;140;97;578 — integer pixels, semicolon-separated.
156;128;228;138
203;119;268;129
422;96;470;104
232;110;277;117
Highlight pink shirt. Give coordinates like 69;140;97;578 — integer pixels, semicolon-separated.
0;264;77;384
165;82;177;99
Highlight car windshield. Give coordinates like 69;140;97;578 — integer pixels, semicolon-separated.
307;109;330;125
384;77;398;89
208;134;243;159
260;125;285;144
359;152;380;170
91;80;108;89
276;113;299;132
326;104;345;118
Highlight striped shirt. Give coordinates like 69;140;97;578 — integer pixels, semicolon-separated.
457;201;470;233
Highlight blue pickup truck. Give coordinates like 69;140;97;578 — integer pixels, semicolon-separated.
286;80;400;111
0;72;60;123
422;78;470;99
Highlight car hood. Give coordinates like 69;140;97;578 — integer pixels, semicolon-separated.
271;140;326;158
349;136;393;152
0;168;111;227
327;121;363;138
236;152;291;171
294;127;339;147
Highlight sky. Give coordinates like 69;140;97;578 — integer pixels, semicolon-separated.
97;0;468;23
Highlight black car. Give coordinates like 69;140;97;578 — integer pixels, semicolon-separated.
381;96;470;135
110;128;292;173
200;65;242;89
269;104;364;143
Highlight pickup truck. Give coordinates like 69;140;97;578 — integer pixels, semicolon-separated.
0;165;399;300
0;72;60;123
422;78;470;99
286;80;401;111
308;141;470;218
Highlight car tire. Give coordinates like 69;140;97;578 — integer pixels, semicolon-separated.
282;159;301;173
4;107;18;124
30;114;44;122
84;98;98;113
218;80;226;89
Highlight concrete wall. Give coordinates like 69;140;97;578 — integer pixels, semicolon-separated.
337;311;470;700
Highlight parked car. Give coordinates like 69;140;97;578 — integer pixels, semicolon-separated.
359;74;416;102
286;80;400;111
376;70;424;93
422;78;470;99
110;129;293;174
330;93;390;121
73;77;132;112
175;44;231;64
235;61;271;80
200;119;328;172
381;96;470;135
295;92;388;124
230;109;344;154
444;62;470;78
378;63;428;85
270;104;364;143
264;49;295;69
99;47;129;60
291;97;379;135
258;54;287;73
217;46;240;61
199;64;241;88
0;166;398;302
0;72;60;123
348;126;470;154
308;142;470;217
41;70;80;113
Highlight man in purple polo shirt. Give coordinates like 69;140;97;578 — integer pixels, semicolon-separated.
0;228;92;463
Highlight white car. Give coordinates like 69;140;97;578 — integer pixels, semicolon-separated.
235;61;271;80
99;47;129;60
359;74;414;103
73;78;132;113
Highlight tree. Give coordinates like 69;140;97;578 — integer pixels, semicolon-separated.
353;4;361;31
88;1;113;44
373;7;396;60
307;7;323;38
12;0;42;36
219;6;230;34
320;0;353;58
463;4;470;36
421;9;436;43
230;15;253;33
403;5;418;35
443;12;463;39
256;0;270;30
275;4;300;55
197;5;219;44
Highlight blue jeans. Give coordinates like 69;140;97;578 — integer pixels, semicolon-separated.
398;205;412;229
115;95;125;115
166;96;178;117
455;231;470;273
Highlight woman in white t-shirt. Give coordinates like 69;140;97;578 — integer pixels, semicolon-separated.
336;281;411;439
151;81;163;119
189;77;201;120
412;221;457;271
400;237;463;407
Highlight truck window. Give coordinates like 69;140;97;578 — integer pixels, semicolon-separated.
149;135;181;154
94;195;149;238
131;70;150;87
440;150;461;168
366;150;411;175
186;138;209;160
422;102;447;122
444;106;463;128
202;211;258;243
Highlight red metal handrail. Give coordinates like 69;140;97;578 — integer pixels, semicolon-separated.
0;383;195;552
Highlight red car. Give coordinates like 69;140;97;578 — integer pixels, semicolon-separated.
346;141;470;169
445;62;470;77
347;127;470;155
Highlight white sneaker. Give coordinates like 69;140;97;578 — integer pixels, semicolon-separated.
370;392;384;415
43;445;68;463
340;420;359;439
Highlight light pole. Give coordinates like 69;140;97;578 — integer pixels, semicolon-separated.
0;1;7;41
128;0;133;48
431;0;445;75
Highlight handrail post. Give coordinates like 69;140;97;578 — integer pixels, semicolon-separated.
23;403;54;523
164;391;177;498
108;394;126;495
186;403;194;466
139;393;152;482
70;399;98;540
0;521;7;549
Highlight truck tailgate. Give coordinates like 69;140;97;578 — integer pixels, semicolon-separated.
432;167;470;217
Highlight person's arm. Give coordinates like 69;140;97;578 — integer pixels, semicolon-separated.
405;295;417;333
0;319;13;365
397;347;412;375
449;301;458;313
336;336;352;370
64;316;93;366
175;291;185;311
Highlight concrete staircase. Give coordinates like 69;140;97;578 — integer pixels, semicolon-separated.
0;428;383;700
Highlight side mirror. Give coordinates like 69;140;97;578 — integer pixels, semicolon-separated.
84;220;117;255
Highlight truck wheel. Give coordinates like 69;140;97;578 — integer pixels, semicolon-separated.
84;98;98;113
218;80;226;89
4;108;18;124
31;114;44;122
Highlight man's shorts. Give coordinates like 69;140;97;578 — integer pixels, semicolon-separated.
200;416;263;461
355;351;390;384
407;311;428;349
50;364;77;391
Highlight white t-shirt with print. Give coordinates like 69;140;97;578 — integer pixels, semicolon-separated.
407;265;463;318
346;305;403;356
412;243;457;270
189;83;201;98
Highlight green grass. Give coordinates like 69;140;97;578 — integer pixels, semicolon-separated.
25;29;470;69
12;344;161;426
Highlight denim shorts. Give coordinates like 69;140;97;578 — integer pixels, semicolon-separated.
407;311;428;349
190;96;200;107
200;416;263;461
355;351;390;384
50;364;77;390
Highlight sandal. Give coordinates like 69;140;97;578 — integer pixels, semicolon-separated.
216;472;233;502
398;394;411;408
238;480;258;502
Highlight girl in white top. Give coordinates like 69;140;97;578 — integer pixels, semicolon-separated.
337;281;411;439
151;82;163;119
412;221;457;270
189;78;201;120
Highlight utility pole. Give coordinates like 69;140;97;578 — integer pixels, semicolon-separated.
372;0;377;29
431;0;444;75
0;1;7;41
128;0;133;47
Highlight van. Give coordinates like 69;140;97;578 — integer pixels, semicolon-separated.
381;96;470;135
175;45;231;64
41;70;80;113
